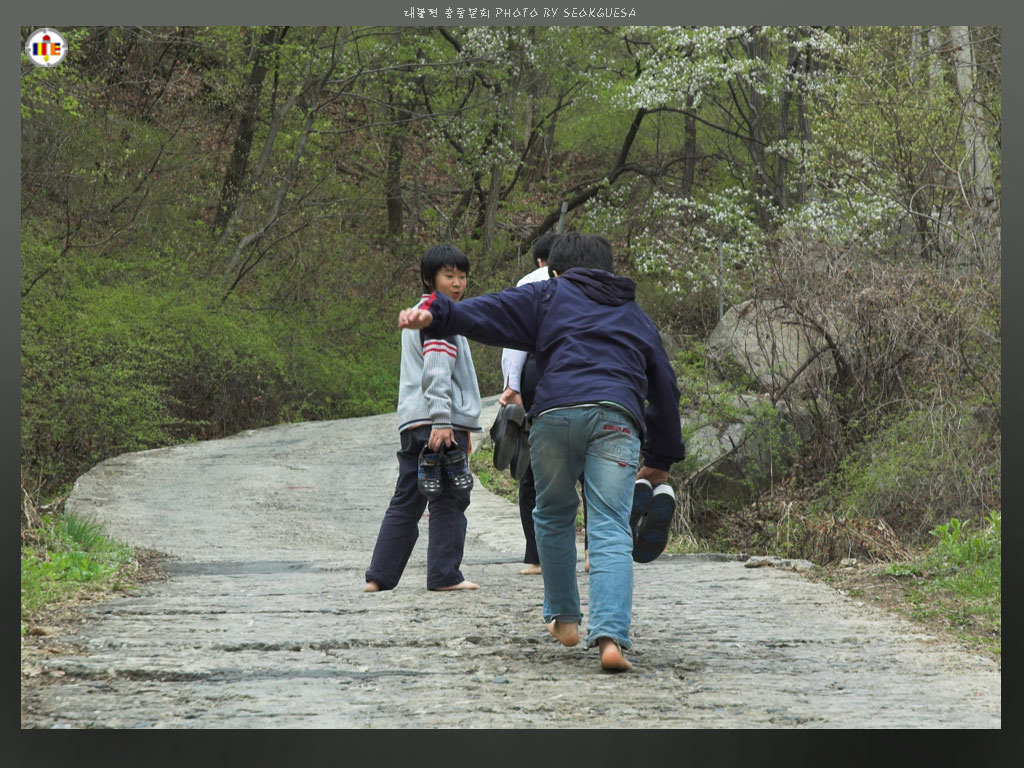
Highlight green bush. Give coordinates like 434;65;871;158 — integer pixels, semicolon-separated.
817;406;999;540
884;511;1001;655
927;512;1001;577
21;512;135;621
21;276;401;497
22;284;176;492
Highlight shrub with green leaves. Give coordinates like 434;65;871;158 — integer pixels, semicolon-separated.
927;512;1001;578
21;513;135;622
818;406;999;540
884;511;1000;655
21;275;401;498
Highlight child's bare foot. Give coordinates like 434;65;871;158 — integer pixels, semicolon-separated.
546;619;580;647
598;638;632;672
519;564;542;575
363;581;380;592
584;550;590;572
431;580;480;591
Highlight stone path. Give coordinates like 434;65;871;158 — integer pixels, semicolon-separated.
20;398;1001;728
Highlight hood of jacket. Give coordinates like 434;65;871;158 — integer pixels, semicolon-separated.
559;267;636;306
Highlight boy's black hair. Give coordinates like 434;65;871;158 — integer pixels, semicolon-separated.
532;232;560;266
547;232;614;277
421;243;470;290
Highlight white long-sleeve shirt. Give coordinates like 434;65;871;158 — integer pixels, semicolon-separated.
500;263;551;392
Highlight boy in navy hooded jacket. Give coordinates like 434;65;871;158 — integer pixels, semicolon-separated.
399;233;684;671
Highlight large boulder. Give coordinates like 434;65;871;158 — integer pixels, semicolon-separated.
706;300;836;398
677;392;814;512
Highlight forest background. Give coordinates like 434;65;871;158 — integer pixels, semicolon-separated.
19;26;1001;649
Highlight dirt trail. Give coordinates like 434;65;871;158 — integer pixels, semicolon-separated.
21;397;1000;728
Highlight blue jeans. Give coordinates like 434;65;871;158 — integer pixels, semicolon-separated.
529;404;640;650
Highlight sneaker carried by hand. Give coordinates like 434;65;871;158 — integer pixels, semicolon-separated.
418;446;444;499
632;482;675;563
441;445;474;492
630;478;654;531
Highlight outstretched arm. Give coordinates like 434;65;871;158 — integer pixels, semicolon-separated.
403;284;547;351
398;306;433;330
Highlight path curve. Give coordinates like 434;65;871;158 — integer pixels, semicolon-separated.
21;397;1000;728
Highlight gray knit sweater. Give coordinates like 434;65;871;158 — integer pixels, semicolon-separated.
396;295;482;434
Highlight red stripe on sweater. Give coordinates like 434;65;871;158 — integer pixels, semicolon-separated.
424;346;457;359
424;340;457;352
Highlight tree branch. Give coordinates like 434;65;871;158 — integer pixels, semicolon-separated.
519;107;649;253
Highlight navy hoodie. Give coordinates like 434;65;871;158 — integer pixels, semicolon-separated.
420;267;685;471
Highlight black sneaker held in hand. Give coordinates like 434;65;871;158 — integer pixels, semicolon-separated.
631;480;675;563
417;445;444;499
441;445;474;492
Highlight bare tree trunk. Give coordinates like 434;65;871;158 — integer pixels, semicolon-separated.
777;80;791;211
795;92;811;205
681;92;697;198
406;147;426;241
738;34;776;227
521;41;540;184
950;26;996;203
223;28;343;286
911;27;944;261
775;39;804;213
793;39;814;206
543;105;558;182
910;27;923;85
927;26;943;86
216;30;322;251
214;26;284;235
405;175;423;241
448;179;478;241
482;162;501;258
386;107;410;237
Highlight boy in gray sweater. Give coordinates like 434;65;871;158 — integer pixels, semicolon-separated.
364;244;483;592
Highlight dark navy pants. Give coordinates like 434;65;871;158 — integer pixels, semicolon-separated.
365;425;471;590
519;465;540;564
520;464;588;564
